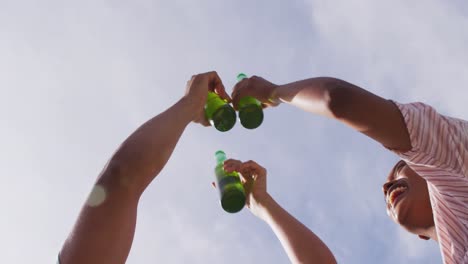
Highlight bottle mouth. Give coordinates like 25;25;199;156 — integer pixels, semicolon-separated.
215;150;225;156
215;150;226;163
237;73;248;82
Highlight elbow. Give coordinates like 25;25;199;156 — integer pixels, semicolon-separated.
97;158;140;196
311;254;337;264
297;254;337;264
322;77;354;120
328;256;338;264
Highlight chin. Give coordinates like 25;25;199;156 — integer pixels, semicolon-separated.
396;212;408;225
398;217;426;236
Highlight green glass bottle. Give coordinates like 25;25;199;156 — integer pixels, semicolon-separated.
214;150;246;213
237;73;264;129
205;92;236;132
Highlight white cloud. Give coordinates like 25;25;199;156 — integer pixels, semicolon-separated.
304;0;468;117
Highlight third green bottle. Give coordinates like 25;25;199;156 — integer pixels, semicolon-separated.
214;150;246;213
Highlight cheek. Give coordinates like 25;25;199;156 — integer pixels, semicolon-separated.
402;184;432;223
409;178;429;200
411;181;432;213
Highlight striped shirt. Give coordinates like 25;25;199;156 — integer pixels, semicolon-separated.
392;102;468;263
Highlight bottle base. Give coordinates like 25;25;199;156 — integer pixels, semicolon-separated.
221;189;246;213
211;105;237;132
239;105;263;129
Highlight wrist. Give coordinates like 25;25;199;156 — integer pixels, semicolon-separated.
178;96;200;123
268;85;282;105
254;193;276;221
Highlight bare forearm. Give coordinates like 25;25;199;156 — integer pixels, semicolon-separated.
274;77;338;118
274;77;375;122
260;195;337;264
103;96;195;194
274;77;411;150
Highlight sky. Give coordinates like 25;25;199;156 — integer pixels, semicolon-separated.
1;0;467;263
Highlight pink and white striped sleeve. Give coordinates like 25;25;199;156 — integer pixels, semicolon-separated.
392;101;468;178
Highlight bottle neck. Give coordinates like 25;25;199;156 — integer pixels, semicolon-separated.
207;91;220;102
215;151;227;165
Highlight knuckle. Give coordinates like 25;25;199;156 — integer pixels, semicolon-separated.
205;71;217;79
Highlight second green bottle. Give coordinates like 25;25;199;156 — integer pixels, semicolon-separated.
236;73;264;129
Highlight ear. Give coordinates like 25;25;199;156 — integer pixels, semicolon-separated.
418;235;430;240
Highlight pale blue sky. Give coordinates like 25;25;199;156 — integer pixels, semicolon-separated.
1;0;467;263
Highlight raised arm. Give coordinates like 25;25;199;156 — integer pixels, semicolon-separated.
232;76;411;151
60;72;228;264
223;160;337;264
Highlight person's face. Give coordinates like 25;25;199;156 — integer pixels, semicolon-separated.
383;161;434;237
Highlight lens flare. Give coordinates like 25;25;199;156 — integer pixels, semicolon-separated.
86;184;107;207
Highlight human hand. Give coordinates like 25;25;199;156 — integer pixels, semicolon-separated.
184;71;231;126
222;159;271;219
231;75;280;110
